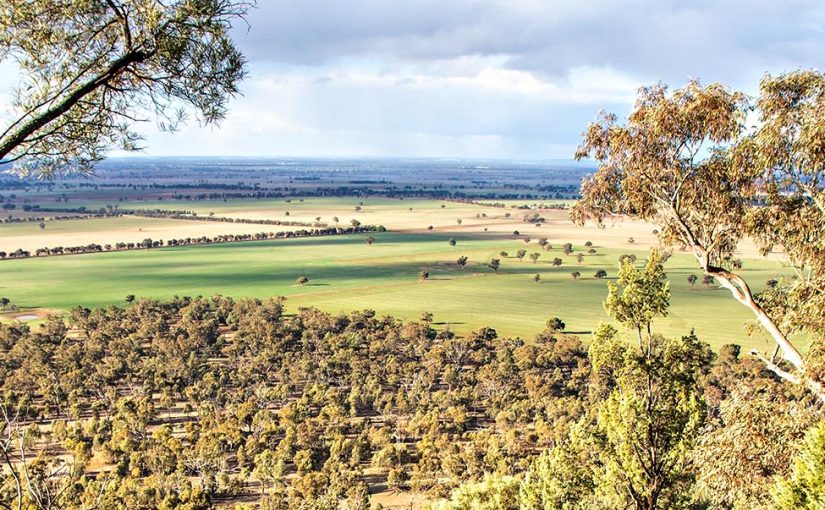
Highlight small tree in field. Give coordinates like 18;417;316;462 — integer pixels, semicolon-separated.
456;256;468;269
516;249;527;262
595;269;608;279
688;274;698;287
534;274;541;283
500;251;509;258
563;243;574;255
296;276;309;286
530;252;541;264
571;271;581;280
488;259;501;273
547;317;565;332
449;238;457;246
125;294;135;304
552;257;563;268
365;236;375;245
702;275;715;288
456;219;463;226
351;219;361;228
576;253;585;263
419;271;429;281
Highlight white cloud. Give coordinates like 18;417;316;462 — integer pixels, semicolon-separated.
4;1;825;159
121;61;633;159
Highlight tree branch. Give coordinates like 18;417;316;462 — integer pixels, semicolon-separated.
0;49;152;162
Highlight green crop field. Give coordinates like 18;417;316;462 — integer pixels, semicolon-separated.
0;230;794;353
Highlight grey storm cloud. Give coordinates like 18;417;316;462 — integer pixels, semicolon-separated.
238;0;825;85
86;0;825;159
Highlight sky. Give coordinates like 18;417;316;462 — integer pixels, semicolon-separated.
2;0;825;160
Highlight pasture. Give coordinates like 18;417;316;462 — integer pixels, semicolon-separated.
0;226;793;353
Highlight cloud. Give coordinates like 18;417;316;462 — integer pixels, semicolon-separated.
129;61;634;159
237;0;825;85
4;1;825;159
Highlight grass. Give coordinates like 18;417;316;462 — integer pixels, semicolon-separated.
0;230;794;353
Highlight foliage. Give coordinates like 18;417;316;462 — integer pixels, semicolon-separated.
573;72;825;399
0;0;252;176
773;420;825;509
604;250;670;349
426;475;520;510
0;296;591;508
435;253;721;510
694;390;819;509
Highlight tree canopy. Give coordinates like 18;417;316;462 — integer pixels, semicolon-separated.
0;0;253;176
573;71;825;400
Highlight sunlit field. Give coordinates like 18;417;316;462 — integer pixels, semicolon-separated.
0;228;793;353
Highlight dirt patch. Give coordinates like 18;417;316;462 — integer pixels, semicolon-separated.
0;308;61;323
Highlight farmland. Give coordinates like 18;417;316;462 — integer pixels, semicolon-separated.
0;191;794;353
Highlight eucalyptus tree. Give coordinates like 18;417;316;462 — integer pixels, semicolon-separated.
573;72;825;400
0;0;253;176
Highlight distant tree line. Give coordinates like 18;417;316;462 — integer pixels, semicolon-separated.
0;226;386;261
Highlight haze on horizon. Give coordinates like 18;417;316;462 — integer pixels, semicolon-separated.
2;0;825;161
